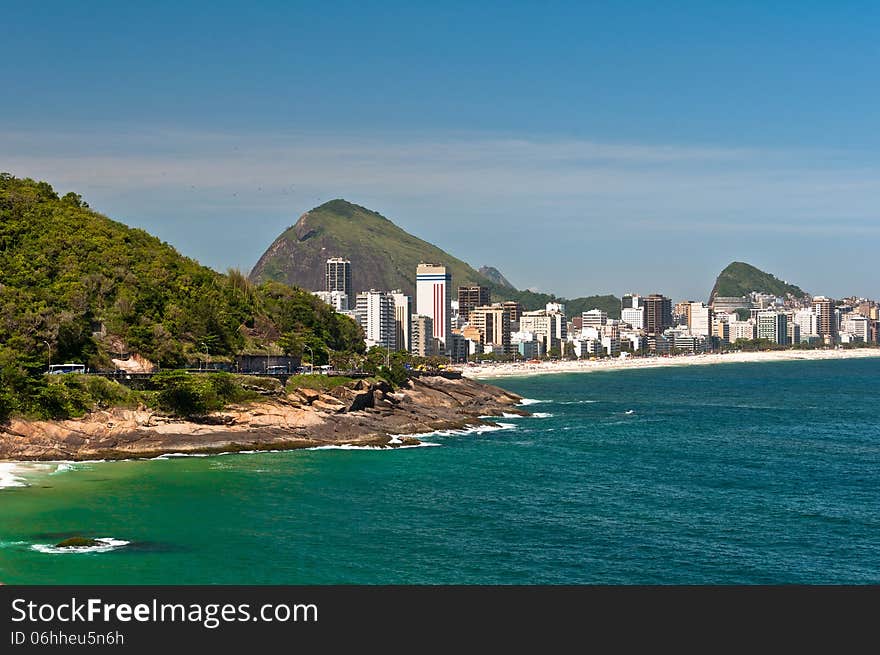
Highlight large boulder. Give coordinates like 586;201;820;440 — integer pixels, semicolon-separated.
312;399;347;414
329;386;374;412
293;388;322;404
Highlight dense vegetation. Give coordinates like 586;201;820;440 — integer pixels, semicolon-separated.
249;198;621;316
710;261;807;302
0;174;365;421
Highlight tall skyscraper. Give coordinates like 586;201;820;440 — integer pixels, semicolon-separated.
457;285;490;321
813;296;835;340
416;263;452;353
390;290;411;353
644;294;672;335
355;290;396;350
325;258;352;295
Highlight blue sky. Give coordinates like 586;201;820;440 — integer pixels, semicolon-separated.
2;1;878;300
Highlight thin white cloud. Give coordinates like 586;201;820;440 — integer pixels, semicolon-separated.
2;126;878;299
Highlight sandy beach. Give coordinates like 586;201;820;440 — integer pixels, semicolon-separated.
458;348;880;379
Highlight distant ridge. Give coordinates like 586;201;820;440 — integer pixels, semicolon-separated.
709;261;808;303
250;199;621;316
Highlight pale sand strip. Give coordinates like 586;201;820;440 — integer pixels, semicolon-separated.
458;348;880;380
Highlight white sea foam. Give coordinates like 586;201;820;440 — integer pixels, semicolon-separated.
499;411;551;419
421;422;518;437
518;398;548;406
31;537;130;554
151;452;211;460
0;540;28;548
307;442;441;451
0;463;28;489
559;400;598;405
0;462;62;488
318;422;520;450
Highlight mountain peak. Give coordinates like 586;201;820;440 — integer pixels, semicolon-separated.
251;200;496;297
311;198;369;217
478;266;515;289
710;261;807;302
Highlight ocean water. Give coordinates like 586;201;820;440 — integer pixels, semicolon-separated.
1;357;878;584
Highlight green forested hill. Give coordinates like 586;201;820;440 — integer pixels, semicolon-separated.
709;261;807;302
0;174;364;371
249;199;620;316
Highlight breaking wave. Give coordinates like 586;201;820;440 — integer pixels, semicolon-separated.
307;442;440;451
31;538;130;554
0;464;28;489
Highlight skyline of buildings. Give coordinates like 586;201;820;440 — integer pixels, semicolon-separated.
312;256;880;361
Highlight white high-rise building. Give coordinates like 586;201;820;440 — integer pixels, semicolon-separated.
390;290;411;352
841;314;870;341
621;306;644;330
416;263;452;354
582;309;608;328
793;309;819;341
688;302;713;337
355;291;396;350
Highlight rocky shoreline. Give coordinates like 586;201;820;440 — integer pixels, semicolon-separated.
0;375;525;462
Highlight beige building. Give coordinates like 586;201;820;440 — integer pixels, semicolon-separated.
390;290;411;352
410;314;437;357
469;304;511;353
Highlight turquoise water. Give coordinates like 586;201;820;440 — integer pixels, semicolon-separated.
1;358;878;584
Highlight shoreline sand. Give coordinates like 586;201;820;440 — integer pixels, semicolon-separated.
458;347;880;380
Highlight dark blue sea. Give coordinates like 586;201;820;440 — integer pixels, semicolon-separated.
1;357;878;584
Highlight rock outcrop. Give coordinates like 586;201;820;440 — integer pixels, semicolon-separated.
0;376;525;461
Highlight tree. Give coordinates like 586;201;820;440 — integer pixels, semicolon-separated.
278;331;303;357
